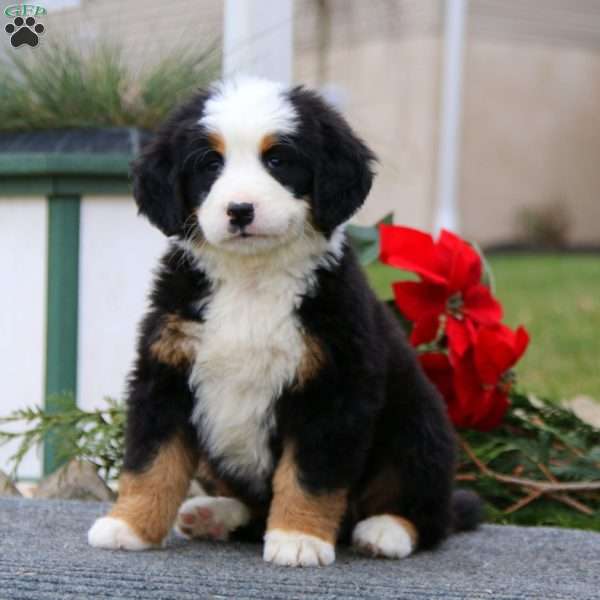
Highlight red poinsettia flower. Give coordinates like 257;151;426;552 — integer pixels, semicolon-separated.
419;352;478;429
474;323;530;387
418;352;458;416
420;324;530;431
380;225;502;355
455;324;529;431
454;350;510;431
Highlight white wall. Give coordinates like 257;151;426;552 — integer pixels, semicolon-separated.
0;197;47;479
77;196;167;411
0;194;167;478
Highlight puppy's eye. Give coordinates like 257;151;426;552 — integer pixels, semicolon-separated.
204;159;223;173
266;155;283;169
198;152;223;175
263;145;297;171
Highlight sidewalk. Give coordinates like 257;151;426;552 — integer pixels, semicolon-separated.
1;497;598;599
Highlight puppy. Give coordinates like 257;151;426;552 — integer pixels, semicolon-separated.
88;78;481;566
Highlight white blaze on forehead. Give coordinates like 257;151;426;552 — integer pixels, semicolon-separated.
200;78;297;148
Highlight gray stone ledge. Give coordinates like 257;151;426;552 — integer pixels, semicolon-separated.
1;498;599;600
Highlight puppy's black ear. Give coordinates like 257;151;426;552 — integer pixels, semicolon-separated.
131;90;210;236
293;89;376;234
131;136;184;237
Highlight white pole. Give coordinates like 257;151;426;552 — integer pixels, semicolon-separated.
223;0;293;85
433;0;468;234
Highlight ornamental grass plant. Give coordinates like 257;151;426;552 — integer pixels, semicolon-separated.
0;38;219;132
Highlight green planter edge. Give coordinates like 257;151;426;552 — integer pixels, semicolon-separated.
0;152;132;196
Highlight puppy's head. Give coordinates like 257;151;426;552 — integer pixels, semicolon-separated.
133;78;376;254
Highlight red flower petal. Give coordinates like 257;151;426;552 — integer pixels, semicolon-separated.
437;230;482;291
410;314;441;346
392;281;447;322
419;352;456;408
446;317;476;360
514;326;531;362
379;225;448;285
475;391;510;432
475;324;530;384
451;348;513;431
463;285;503;324
453;353;482;421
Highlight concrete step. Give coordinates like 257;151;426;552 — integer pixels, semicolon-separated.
1;498;598;599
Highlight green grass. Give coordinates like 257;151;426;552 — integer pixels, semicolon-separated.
490;254;600;402
366;254;600;403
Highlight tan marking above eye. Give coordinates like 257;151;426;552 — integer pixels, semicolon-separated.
208;133;226;156
259;134;278;155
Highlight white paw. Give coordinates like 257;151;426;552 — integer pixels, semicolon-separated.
352;515;415;559
175;496;250;541
88;516;154;551
263;530;335;567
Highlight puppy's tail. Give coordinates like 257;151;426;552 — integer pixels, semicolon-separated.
451;489;484;532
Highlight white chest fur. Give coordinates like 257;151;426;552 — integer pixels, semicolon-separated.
188;250;314;488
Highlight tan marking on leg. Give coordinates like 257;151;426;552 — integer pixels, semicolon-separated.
267;444;347;544
259;134;277;154
149;314;199;369
390;515;418;547
295;334;325;388
208;132;225;155
110;436;196;544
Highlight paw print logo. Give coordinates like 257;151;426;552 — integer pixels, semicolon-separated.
5;16;45;48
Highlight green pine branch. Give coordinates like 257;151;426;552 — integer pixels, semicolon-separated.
0;394;125;482
458;391;600;530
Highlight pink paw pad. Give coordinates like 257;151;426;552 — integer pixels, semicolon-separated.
175;497;250;542
177;506;228;541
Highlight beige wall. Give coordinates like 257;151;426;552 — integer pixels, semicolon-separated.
295;0;600;245
461;39;600;246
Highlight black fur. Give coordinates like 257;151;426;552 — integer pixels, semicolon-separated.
288;87;377;235
124;83;482;552
132;93;211;236
452;489;485;532
281;252;461;548
122;247;208;472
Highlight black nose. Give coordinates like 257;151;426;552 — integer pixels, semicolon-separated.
227;202;254;228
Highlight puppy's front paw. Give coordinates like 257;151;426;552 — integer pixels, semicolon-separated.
175;496;250;541
263;530;335;567
88;516;155;551
352;515;416;559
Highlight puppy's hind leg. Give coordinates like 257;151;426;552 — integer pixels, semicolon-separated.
352;357;458;558
351;466;420;559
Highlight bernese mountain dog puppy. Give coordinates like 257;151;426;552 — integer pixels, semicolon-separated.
88;77;481;567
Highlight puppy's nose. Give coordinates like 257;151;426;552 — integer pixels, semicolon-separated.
227;202;254;228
